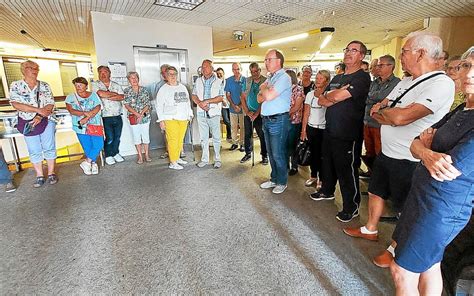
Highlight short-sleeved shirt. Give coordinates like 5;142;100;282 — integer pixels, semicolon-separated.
9;80;55;120
65;92;102;134
381;72;454;161
224;75;246;114
325;69;371;140
299;80;315;96
123;86;152;124
91;80;124;117
261;69;292;116
304;91;326;128
290;85;304;124
364;74;401;128
245;76;266;112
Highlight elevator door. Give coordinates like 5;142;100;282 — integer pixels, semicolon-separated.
133;47;190;149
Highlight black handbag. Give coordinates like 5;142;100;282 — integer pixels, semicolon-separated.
296;140;311;166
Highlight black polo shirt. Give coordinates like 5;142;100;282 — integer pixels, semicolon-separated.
325;69;371;141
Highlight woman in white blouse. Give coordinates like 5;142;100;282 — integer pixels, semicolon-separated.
156;66;194;170
300;70;331;188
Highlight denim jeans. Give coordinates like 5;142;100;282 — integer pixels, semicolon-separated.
102;115;123;157
77;134;104;161
197;114;221;163
0;149;12;184
263;113;289;185
221;108;231;139
23;120;57;163
244;115;267;158
287;123;302;170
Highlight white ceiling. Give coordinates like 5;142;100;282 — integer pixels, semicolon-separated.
1;0;474;61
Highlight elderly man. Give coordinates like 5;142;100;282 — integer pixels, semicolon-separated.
361;55;401;177
92;65;125;165
369;59;379;79
258;49;292;194
299;65;315;95
191;59;224;169
343;32;454;268
240;62;268;164
310;40;371;222
225;63;246;152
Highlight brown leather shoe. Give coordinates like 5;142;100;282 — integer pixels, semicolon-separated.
373;250;394;268
343;227;378;241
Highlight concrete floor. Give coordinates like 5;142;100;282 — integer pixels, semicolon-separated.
0;142;396;294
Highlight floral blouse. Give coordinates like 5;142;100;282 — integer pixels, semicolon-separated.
123;86;152;124
290;84;304;124
65;92;103;134
9;80;55;120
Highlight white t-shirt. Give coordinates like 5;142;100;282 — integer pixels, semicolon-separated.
304;92;326;128
381;71;454;161
156;83;193;122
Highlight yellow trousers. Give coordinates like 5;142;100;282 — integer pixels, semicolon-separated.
165;120;188;163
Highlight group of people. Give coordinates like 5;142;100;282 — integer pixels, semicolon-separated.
0;29;472;295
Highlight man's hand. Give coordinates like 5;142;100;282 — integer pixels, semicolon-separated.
37;107;52;117
420;127;436;149
300;130;308;140
159;121;166;131
421;150;461;182
370;98;389;117
198;101;210;111
234;105;241;113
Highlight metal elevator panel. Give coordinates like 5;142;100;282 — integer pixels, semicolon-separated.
133;46;190;149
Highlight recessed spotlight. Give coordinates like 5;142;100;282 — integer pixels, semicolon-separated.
153;0;205;11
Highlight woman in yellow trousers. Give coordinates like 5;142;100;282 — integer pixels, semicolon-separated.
156;66;194;170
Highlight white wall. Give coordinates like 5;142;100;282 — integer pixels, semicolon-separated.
91;12;214;156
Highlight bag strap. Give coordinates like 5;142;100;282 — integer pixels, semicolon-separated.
73;93;85;112
36;81;41;107
389;72;444;108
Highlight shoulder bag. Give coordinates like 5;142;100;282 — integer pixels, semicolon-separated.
74;93;104;137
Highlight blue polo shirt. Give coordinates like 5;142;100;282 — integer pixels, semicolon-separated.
261;69;291;116
224;75;246;114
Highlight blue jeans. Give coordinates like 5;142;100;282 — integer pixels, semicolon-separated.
77;134;104;161
23;121;57;163
103;115;123;157
221;108;231;139
263;113;289;185
0;149;12;184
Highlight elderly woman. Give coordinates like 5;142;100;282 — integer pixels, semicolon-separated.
300;70;331;188
285;70;305;176
124;72;152;164
65;77;103;175
9;60;57;187
446;55;466;111
390;47;474;295
156;66;193;170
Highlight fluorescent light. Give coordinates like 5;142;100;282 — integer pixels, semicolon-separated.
258;33;309;47
320;34;333;49
61;63;77;67
7;58;26;63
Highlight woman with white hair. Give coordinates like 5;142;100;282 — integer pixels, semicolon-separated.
156;66;193;170
9;60;58;187
390;46;474;295
124;71;152;164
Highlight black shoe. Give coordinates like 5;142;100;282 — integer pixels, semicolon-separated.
240;154;251;163
335;210;360;223
261;157;269;165
229;144;238;151
309;191;335;201
289;168;298;176
238;145;245;152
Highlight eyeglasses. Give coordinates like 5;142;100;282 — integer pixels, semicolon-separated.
250;69;260;74
375;63;393;68
446;66;459;72
343;48;361;54
167;72;177;77
264;57;279;62
455;62;472;72
401;48;418;55
25;66;39;71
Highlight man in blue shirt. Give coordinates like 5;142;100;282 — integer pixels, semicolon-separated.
258;49;292;194
225;63;246;152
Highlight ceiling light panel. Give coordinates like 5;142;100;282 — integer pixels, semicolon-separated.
252;13;295;26
153;0;205;11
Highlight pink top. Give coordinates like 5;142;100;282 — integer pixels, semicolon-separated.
290;85;304;124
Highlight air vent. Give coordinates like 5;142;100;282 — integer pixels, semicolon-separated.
153;0;205;11
252;13;295;26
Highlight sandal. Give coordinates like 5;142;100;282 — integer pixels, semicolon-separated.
137;159;144;164
145;157;152;162
48;174;58;185
33;176;45;188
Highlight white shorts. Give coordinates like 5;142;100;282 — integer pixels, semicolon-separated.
130;121;150;145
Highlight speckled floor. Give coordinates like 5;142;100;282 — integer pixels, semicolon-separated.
0;141;395;294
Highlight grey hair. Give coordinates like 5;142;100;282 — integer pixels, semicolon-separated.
379;54;396;65
232;62;242;70
160;64;170;71
406;31;443;60
20;60;39;74
249;62;260;71
127;71;139;80
461;46;474;60
166;66;178;74
317;70;331;83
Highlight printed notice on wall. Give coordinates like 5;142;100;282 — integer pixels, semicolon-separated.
108;62;128;88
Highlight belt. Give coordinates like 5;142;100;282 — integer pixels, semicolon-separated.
308;123;326;129
261;112;289;119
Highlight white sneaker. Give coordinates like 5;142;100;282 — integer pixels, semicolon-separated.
80;161;92;175
169;163;184;170
105;156;116;165
91;162;99;175
160;152;169;159
180;151;186;158
113;154;124;162
260;181;277;189
177;158;188;165
196;161;208;168
305;178;317;187
272;184;287;194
